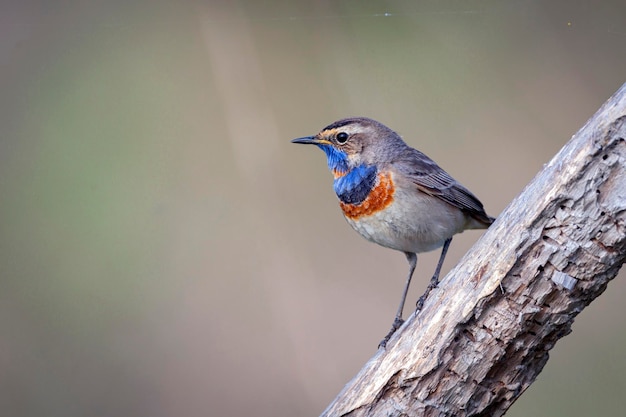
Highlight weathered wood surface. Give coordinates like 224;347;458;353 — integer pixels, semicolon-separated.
321;83;626;417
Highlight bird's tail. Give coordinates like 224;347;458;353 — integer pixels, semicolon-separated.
466;213;495;230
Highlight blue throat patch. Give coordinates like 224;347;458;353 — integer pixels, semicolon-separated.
318;144;349;174
334;165;378;205
316;144;377;205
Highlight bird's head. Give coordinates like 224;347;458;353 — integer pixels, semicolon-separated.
291;117;403;178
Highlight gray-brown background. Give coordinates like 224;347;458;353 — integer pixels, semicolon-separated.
2;1;625;416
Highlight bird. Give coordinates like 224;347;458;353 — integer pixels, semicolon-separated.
291;117;495;348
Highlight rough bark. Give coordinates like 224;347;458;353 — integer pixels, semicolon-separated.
321;83;626;417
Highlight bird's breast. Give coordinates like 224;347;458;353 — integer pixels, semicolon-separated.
338;170;469;253
338;171;395;220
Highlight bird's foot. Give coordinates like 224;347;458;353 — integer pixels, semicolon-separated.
415;275;440;312
415;294;426;311
378;317;404;349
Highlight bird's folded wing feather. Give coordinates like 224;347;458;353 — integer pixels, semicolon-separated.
392;148;492;222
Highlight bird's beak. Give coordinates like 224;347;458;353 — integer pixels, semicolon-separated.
291;136;318;144
291;136;332;145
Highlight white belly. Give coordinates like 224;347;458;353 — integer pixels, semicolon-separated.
343;187;468;254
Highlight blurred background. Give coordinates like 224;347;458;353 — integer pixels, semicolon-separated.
1;1;625;416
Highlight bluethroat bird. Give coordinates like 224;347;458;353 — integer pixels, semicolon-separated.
292;117;494;348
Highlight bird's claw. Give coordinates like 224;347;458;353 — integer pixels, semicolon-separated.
415;295;426;311
378;317;405;349
415;275;440;312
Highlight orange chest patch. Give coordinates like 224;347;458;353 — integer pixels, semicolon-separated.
333;169;347;179
339;172;395;220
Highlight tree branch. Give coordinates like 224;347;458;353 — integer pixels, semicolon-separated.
321;83;626;417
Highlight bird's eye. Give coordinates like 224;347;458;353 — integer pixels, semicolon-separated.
336;132;349;144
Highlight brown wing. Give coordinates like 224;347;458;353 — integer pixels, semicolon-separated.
392;148;494;225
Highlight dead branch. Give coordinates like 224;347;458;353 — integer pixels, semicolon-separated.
321;83;626;417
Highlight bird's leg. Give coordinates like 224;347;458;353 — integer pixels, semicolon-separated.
416;237;452;311
379;252;417;349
